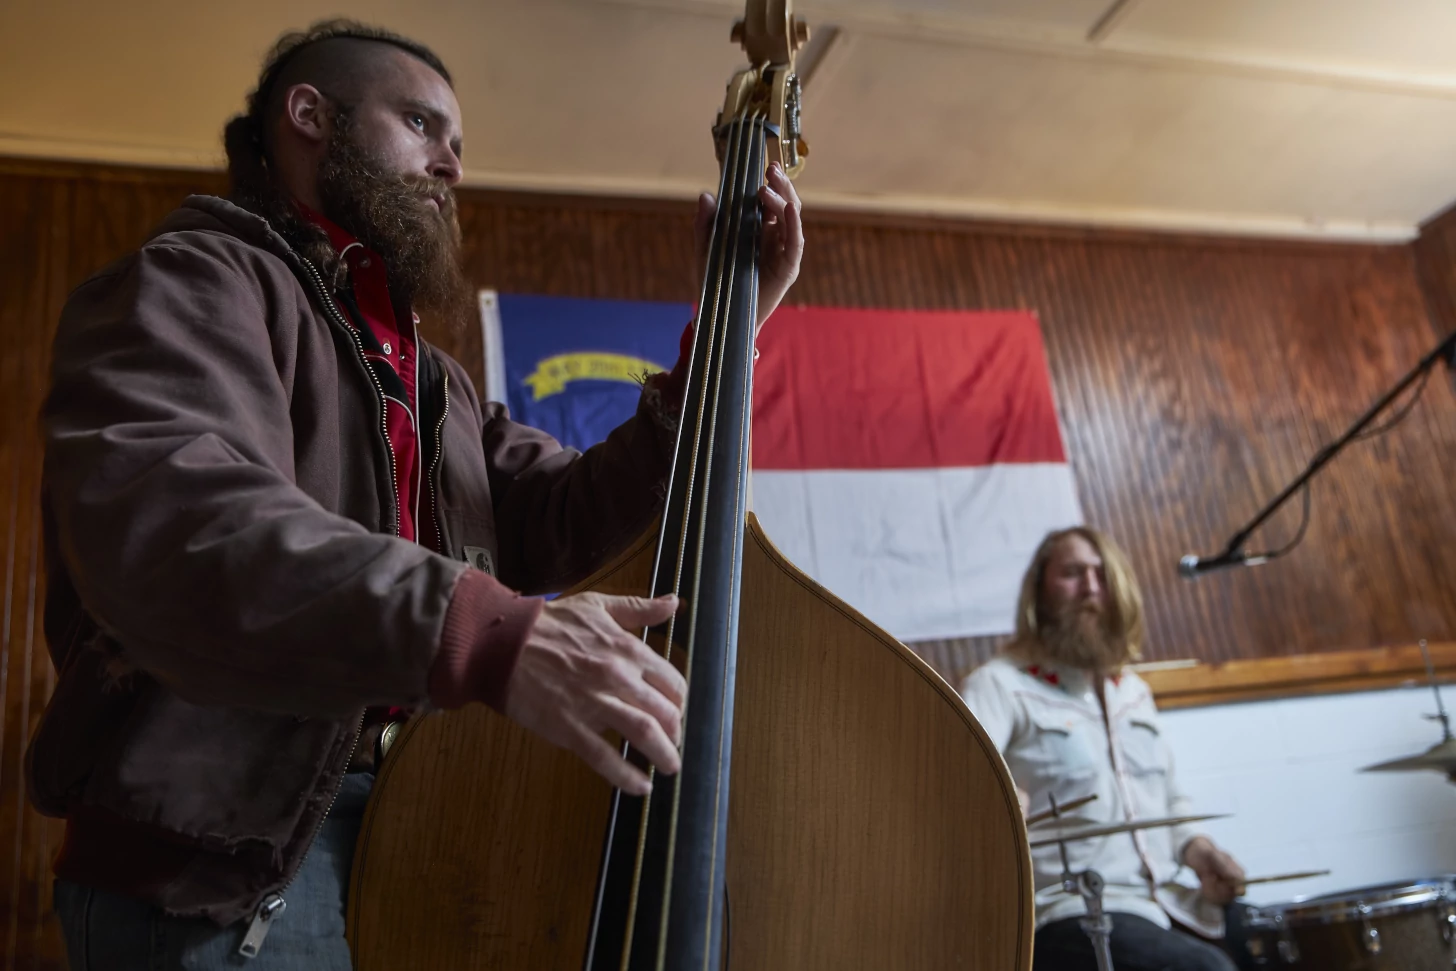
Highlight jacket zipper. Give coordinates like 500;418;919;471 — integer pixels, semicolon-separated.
295;255;400;537
428;369;450;555
239;256;397;958
238;712;365;958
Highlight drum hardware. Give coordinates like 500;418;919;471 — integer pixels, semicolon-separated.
1274;913;1300;964
1034;798;1233;971
1041;793;1117;971
1071;869;1115;971
1241;878;1456;969
1358;902;1382;955
1360;640;1456;780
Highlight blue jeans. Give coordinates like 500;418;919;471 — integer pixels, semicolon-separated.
1034;912;1239;971
53;773;372;971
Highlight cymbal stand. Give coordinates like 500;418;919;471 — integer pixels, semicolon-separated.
1418;639;1453;743
1046;794;1116;971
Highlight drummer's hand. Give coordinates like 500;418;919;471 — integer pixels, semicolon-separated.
503;592;685;796
693;161;804;334
1184;836;1247;905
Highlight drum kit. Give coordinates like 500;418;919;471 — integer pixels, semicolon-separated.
1032;802;1456;971
1029;793;1233;971
1029;641;1456;971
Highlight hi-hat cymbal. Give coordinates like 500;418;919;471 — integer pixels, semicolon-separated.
1360;738;1456;774
1029;813;1229;849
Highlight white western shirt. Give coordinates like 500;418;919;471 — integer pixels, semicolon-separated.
960;650;1222;936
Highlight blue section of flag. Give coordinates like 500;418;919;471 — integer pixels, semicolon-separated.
498;294;692;453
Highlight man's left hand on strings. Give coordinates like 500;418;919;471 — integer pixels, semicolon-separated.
693;160;805;334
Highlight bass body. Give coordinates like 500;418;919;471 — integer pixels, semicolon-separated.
347;516;1033;969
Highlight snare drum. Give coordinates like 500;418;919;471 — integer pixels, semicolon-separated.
1238;878;1456;969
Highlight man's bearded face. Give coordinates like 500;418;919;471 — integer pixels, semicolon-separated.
1037;535;1129;673
1039;594;1128;673
317;112;473;332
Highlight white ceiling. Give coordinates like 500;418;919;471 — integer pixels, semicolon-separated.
5;0;1456;240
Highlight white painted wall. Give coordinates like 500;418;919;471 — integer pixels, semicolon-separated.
1158;685;1456;908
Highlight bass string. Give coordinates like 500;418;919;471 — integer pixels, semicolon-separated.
696;117;765;971
607;106;760;971
651;109;764;971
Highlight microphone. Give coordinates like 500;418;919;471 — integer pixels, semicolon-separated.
1178;549;1270;579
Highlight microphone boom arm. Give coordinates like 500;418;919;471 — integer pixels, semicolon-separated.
1201;327;1456;567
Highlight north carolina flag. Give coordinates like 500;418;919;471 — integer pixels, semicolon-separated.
487;295;1082;641
750;306;1083;640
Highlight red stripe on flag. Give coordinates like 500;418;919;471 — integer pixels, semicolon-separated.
751;306;1066;470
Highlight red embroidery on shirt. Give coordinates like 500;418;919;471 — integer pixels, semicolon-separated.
1025;664;1060;687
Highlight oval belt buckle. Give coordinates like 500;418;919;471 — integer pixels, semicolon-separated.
378;720;404;765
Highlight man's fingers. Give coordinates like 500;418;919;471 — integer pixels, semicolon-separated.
759;184;787;219
568;721;651;795
697;191;717;226
767;160;794;194
694;192;716;268
616;657;684;746
778;174;804;266
602;593;679;631
599;695;682;777
638;645;688;708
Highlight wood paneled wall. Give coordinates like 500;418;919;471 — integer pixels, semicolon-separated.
2;157;1456;967
0;161;248;971
459;195;1456;688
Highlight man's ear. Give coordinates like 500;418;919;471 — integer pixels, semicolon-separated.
281;83;330;145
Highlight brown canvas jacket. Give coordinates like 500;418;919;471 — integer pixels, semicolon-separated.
26;195;676;924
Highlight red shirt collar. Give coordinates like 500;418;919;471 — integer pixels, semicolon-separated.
295;201;376;264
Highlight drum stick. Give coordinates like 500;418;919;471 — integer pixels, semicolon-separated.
1242;870;1330;886
1025;794;1099;826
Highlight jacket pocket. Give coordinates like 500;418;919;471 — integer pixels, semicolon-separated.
26;634;140;818
80;682;345;850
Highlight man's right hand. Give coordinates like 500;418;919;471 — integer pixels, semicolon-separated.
503;592;685;796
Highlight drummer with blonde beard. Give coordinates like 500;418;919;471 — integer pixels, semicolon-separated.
961;527;1246;971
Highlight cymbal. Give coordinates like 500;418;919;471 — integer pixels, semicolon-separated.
1029;813;1229;849
1360;738;1456;774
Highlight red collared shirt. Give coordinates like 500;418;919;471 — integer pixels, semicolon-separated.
301;207;432;548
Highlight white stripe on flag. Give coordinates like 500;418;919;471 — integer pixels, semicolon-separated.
752;464;1083;641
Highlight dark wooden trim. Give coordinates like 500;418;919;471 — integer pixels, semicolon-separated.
1140;642;1456;709
0;154;223;184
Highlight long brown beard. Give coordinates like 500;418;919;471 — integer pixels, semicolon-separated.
1039;601;1129;674
317;115;474;333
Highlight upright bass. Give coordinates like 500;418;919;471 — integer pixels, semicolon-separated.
347;2;1033;966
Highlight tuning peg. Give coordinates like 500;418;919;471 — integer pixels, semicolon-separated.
792;17;810;49
731;20;744;44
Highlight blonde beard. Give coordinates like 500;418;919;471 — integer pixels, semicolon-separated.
1038;609;1130;675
